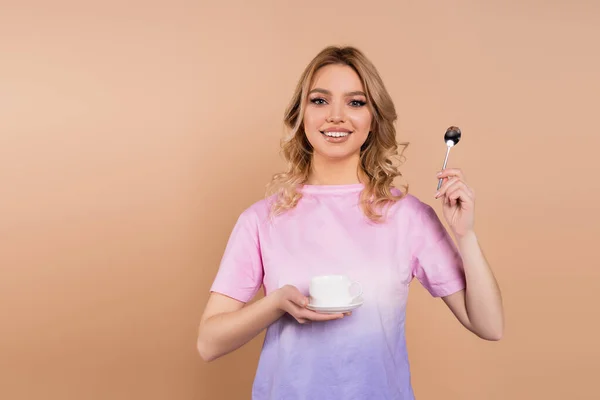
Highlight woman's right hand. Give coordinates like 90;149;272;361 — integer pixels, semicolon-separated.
275;285;349;324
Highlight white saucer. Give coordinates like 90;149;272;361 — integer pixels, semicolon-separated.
306;296;364;314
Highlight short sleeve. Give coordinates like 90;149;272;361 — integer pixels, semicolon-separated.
411;202;466;297
210;208;264;303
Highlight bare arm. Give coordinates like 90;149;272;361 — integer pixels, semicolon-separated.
442;231;504;341
197;285;346;362
435;168;504;341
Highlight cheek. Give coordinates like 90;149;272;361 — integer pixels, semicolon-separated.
349;112;372;134
303;107;327;130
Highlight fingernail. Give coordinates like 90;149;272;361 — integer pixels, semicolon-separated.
436;171;442;177
434;192;440;198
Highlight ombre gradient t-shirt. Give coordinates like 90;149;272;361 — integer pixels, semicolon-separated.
210;183;465;400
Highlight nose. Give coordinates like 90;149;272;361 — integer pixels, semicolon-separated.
327;102;346;123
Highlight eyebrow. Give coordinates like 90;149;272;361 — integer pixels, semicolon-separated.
308;88;367;97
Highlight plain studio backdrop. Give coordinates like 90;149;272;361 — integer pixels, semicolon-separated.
1;1;598;399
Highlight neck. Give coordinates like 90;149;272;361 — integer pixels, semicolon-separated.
306;153;365;185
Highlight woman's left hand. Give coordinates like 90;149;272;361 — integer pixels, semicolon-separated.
435;168;475;238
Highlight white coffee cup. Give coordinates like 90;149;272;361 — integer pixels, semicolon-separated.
309;275;362;307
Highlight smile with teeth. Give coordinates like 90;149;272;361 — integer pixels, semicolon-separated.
321;131;351;137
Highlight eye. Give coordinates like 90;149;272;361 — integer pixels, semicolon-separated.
349;99;367;107
310;97;327;105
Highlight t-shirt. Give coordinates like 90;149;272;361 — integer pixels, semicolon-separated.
210;183;466;400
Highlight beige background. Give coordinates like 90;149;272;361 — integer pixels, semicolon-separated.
1;1;599;399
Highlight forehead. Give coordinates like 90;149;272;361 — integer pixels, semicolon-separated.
310;64;364;92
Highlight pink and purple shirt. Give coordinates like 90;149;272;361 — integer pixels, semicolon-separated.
210;183;466;400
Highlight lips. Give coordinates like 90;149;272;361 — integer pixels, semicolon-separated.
321;131;351;138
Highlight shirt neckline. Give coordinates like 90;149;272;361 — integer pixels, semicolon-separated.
299;183;365;194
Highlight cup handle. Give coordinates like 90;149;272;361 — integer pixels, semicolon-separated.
350;281;363;299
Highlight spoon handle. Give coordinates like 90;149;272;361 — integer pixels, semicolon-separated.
437;145;452;190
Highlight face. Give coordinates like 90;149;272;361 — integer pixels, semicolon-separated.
303;64;373;161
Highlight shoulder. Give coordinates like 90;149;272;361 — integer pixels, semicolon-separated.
389;191;431;216
385;191;444;230
234;194;275;226
391;193;450;245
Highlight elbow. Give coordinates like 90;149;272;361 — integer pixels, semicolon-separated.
197;335;219;362
480;330;503;341
476;324;504;341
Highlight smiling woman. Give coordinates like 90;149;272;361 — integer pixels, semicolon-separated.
268;46;406;222
305;68;371;152
197;45;504;400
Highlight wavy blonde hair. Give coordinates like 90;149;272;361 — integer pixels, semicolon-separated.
266;45;408;223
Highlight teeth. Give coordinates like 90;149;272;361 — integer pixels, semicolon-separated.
322;131;349;137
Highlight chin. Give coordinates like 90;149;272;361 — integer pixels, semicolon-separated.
308;135;365;161
314;148;359;160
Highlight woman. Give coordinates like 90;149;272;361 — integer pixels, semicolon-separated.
197;45;504;399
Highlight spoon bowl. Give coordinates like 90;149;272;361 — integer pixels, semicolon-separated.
444;126;462;146
437;126;462;190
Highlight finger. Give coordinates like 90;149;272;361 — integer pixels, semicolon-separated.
446;181;474;197
288;294;309;308
435;177;460;198
446;187;474;208
437;168;465;180
445;181;473;200
450;184;474;202
287;303;342;322
300;309;345;321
